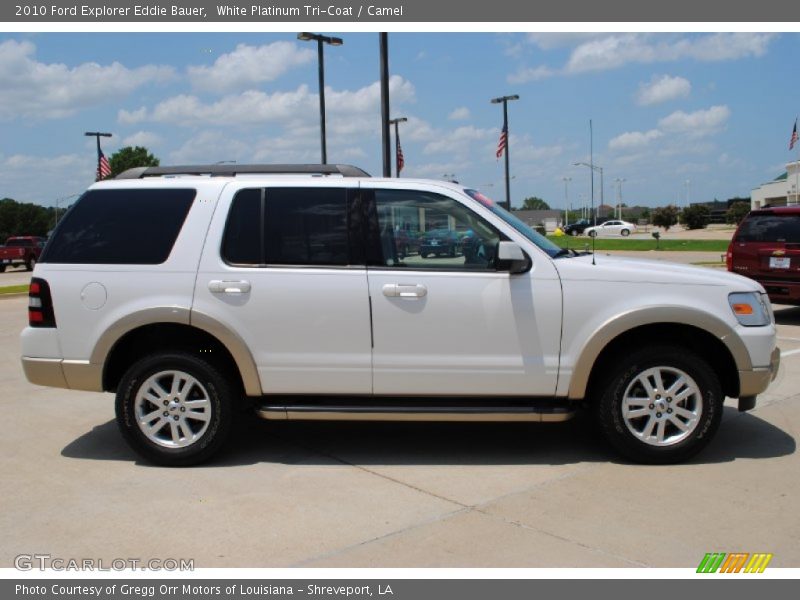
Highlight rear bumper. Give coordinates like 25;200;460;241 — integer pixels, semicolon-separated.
755;278;800;306
737;346;780;410
22;357;103;392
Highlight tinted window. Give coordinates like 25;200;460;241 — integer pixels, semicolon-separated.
737;214;800;242
41;189;195;264
221;189;262;265
221;187;349;267
265;188;348;266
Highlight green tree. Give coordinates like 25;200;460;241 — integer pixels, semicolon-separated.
726;201;751;224
520;196;550;210
652;205;679;231
680;204;711;230
108;146;160;178
0;198;52;239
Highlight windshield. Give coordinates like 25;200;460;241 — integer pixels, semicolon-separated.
464;189;562;258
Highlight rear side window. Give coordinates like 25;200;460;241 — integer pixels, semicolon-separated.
222;187;349;266
41;189;195;264
736;214;800;243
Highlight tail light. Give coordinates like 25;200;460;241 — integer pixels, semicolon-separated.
29;277;56;328
726;242;733;271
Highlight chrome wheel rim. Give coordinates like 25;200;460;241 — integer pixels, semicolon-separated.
621;366;703;447
134;370;212;448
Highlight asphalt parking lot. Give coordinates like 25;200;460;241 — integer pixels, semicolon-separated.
1;280;798;568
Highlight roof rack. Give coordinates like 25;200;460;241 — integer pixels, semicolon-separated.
115;164;371;179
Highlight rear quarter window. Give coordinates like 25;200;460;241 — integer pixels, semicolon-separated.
736;213;800;243
41;188;195;264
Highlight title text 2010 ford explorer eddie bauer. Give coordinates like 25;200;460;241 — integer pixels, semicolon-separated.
21;165;780;466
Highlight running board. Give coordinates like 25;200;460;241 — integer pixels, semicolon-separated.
255;404;575;423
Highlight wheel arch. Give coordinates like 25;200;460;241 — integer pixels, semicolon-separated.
95;308;260;396
568;309;748;401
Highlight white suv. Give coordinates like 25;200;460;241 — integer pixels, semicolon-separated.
21;164;780;466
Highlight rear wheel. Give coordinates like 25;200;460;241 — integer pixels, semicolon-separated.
25;256;36;271
115;352;236;466
570;230;579;236
621;229;630;237
588;230;597;238
594;345;723;464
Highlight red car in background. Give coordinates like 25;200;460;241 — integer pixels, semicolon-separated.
0;236;46;272
727;206;800;305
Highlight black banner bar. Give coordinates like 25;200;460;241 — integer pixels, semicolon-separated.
2;0;800;22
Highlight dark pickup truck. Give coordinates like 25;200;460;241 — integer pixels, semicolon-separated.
0;236;46;272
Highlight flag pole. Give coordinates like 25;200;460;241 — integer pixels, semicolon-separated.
84;131;112;181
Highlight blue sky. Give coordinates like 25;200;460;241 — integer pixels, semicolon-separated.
1;32;798;210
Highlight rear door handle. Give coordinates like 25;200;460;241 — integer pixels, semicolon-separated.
208;280;251;294
382;283;427;298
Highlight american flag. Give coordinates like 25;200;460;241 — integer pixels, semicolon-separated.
496;124;507;159
791;119;798;151
396;133;405;175
96;149;111;181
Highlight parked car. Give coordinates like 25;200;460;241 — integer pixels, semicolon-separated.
420;228;461;257
0;236;46;272
584;220;637;237
562;219;591;236
22;164;779;466
393;229;420;258
727;206;800;305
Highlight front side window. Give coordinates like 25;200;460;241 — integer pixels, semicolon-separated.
41;188;195;264
222;187;350;266
372;189;502;270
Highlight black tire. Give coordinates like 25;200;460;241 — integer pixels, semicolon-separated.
25;256;36;271
115;352;236;466
621;229;630;237
593;345;723;464
588;230;597;238
0;265;5;273
570;230;579;236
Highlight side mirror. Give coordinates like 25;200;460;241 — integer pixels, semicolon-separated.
496;241;531;274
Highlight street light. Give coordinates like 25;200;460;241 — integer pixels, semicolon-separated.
297;32;344;165
490;94;519;211
388;117;407;177
574;161;603;225
614;177;626;219
562;176;572;226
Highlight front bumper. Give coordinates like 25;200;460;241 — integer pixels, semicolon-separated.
737;346;780;411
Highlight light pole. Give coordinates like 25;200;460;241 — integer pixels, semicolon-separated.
297;32;343;165
389;117;407;177
562;177;572;226
684;179;691;207
574;162;603;224
614;177;626;219
490;94;519;211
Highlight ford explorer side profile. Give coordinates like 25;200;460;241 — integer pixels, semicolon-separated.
21;164;780;466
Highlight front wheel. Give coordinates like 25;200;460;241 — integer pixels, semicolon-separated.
594;345;723;464
115;352;236;466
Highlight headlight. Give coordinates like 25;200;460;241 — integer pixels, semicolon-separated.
728;292;771;327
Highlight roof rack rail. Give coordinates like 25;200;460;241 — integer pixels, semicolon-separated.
115;164;371;179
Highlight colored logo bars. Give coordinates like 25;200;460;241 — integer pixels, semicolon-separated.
696;552;773;573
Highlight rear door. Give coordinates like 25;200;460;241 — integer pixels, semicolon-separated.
193;182;372;395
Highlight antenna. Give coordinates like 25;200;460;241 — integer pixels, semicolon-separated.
590;119;596;265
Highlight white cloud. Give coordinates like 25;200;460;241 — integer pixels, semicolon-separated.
168;131;251;164
119;76;416;130
121;131;163;148
448;107;470;120
525;33;607;50
507;65;554;84
0;39;173;120
423;126;495;155
609;129;664;151
636;75;691;106
188;42;315;93
658;105;731;136
0;153;94;202
565;33;775;74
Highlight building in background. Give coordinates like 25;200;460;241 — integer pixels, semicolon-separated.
751;161;800;209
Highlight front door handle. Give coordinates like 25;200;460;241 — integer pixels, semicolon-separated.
382;283;427;298
208;280;251;294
